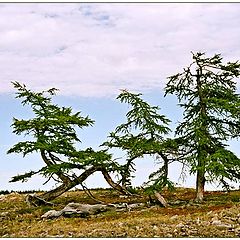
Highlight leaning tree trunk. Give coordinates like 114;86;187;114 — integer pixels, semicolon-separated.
39;166;100;201
101;168;130;195
28;165;129;205
29;149;130;205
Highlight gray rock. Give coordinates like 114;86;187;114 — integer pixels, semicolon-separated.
127;203;145;209
212;220;222;225
176;223;184;228
216;224;233;229
41;210;63;219
26;194;54;207
152;225;159;231
0;194;5;200
0;211;9;219
212;220;233;229
170;215;178;220
0;211;9;216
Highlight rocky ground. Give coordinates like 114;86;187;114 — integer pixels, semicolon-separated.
0;188;239;237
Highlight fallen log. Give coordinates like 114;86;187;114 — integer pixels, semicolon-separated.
41;202;145;219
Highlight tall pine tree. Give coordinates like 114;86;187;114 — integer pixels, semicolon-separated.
165;52;240;201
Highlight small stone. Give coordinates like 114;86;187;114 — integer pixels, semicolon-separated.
41;210;62;219
119;195;128;198
116;233;127;237
153;225;159;231
176;223;184;228
212;220;222;225
212;218;233;229
118;222;124;227
215;224;233;229
0;212;9;216
2;234;9;238
170;215;178;220
207;211;213;216
189;229;198;234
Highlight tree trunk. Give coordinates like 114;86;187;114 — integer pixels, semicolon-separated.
196;169;205;202
39;181;73;202
30;166;129;205
101;168;130;195
41;150;71;184
39;166;101;201
195;67;207;202
158;151;169;179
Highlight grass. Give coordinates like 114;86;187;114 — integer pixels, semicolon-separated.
0;188;239;237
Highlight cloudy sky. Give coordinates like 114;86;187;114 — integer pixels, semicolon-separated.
1;3;240;191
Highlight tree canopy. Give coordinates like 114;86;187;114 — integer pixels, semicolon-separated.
102;90;178;193
165;52;240;201
8;82;126;202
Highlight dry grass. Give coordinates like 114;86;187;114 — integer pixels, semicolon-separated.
0;188;239;237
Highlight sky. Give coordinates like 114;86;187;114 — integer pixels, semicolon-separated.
1;3;240;192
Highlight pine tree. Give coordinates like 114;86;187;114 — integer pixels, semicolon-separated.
8;82;126;202
165;52;240;201
102;90;177;194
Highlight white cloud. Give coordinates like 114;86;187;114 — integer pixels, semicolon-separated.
0;3;240;97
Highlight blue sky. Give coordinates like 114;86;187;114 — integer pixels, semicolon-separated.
1;3;240;191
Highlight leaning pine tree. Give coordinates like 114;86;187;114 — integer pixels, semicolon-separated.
165;52;240;201
102;90;179;204
8;82;126;204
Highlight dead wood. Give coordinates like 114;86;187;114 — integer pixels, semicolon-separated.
26;194;54;207
154;191;168;207
41;202;146;219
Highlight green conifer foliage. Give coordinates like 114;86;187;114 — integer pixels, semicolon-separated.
8;82;123;201
165;52;240;201
102;90;176;193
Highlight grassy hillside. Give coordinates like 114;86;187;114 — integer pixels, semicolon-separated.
0;188;239;237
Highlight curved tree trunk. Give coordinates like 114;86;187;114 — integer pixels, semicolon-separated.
28;166;129;205
101;168;130;195
40;150;72;184
39;166;101;201
30;150;130;205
